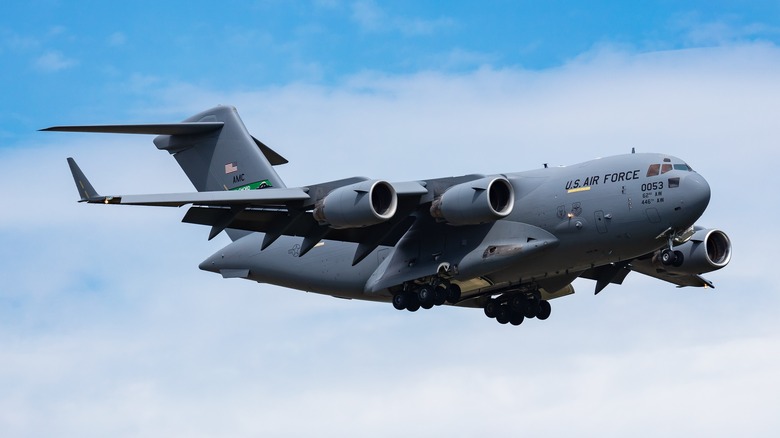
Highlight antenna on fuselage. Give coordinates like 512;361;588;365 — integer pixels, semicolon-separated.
632;147;636;154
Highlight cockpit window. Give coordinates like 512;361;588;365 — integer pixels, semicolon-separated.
647;162;693;177
646;164;660;177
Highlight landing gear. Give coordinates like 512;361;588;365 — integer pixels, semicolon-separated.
483;290;552;327
446;283;461;303
391;281;458;313
392;293;407;310
418;286;435;309
484;299;499;318
536;300;552;320
660;248;684;267
391;281;548;328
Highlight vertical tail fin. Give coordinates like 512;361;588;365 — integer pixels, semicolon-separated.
45;105;289;241
153;105;287;192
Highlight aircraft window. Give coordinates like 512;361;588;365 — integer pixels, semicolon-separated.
661;164;673;174
663;158;671;162
646;164;660;177
674;164;689;171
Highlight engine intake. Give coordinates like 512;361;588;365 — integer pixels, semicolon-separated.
658;228;732;274
430;176;515;225
313;180;398;229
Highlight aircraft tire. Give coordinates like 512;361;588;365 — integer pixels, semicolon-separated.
392;293;407;310
523;300;539;318
434;286;448;306
446;284;461;304
418;286;435;308
484;299;499;318
660;248;675;266
672;250;685;267
509;309;524;326
509;295;525;310
537;300;552;320
406;293;420;312
496;305;510;324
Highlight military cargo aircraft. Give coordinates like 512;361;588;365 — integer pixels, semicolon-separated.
45;105;731;326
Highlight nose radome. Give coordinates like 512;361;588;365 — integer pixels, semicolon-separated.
686;172;711;214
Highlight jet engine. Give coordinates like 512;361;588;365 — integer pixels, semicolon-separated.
430;176;515;225
313;180;398;229
656;228;732;274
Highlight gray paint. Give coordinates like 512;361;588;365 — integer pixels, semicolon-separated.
49;106;731;324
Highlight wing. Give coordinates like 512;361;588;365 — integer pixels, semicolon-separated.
628;254;715;288
66;158;429;264
580;253;715;294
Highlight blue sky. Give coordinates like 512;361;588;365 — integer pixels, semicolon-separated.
2;2;780;436
3;1;780;135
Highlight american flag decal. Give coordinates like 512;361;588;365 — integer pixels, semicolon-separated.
225;162;238;174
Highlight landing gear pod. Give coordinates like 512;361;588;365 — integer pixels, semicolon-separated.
313;180;398;229
430;176;515;225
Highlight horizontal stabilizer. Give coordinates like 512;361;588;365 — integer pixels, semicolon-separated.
41;122;224;136
66;157;100;201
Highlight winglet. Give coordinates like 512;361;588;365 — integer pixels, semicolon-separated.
67;158;100;201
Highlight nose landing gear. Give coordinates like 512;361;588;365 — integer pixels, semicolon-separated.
660;248;684;267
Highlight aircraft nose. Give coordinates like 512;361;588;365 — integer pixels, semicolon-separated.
685;172;711;215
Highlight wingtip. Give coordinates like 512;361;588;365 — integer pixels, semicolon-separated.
66;157;100;201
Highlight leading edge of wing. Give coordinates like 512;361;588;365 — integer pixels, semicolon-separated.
41;122;224;136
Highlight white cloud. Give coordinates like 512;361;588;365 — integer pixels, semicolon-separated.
2;42;780;436
33;50;77;72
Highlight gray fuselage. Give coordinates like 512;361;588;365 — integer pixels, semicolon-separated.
200;153;711;302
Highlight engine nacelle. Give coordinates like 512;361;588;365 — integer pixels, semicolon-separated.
430;176;515;225
657;228;732;274
313;180;398;229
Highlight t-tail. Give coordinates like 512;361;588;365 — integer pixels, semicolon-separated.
45;105;289;240
153;106;288;192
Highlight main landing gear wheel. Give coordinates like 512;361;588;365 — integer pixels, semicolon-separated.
483;292;552;327
392;282;453;313
495;305;510;324
509;309;524;326
536;300;551;320
484;299;499;318
406;295;420;312
418;286;435;309
434;286;448;306
392;293;407;310
446;284;461;304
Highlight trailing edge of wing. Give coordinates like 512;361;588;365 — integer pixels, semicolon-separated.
91;188;310;207
40;122;224;136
